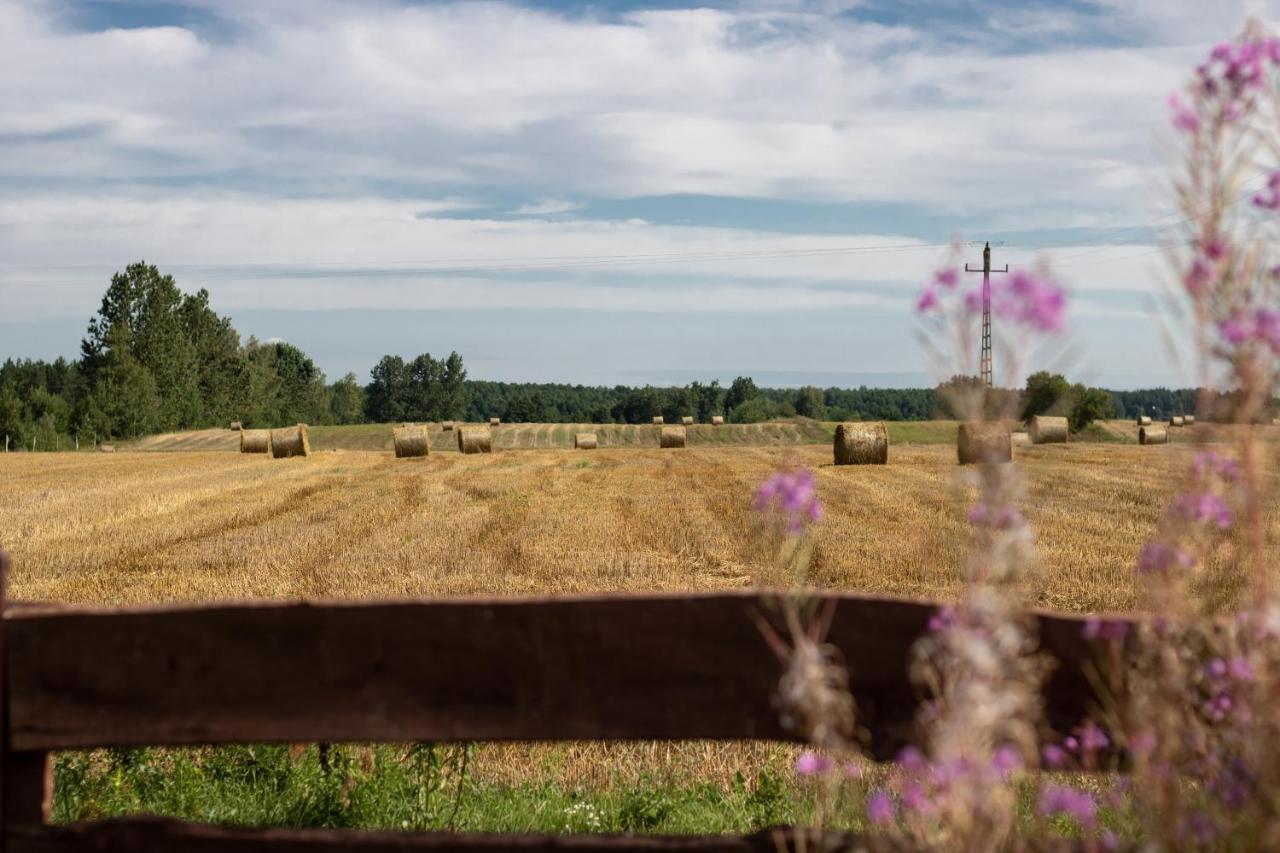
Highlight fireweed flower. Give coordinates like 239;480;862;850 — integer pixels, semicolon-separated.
795;750;833;776
1136;541;1193;575
866;790;895;825
960;268;1067;334
1169;491;1234;529
1169;92;1200;132
1038;784;1097;830
754;468;823;534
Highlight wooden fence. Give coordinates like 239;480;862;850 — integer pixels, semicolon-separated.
0;549;1125;851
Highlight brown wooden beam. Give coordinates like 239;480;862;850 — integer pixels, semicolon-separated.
5;592;1117;758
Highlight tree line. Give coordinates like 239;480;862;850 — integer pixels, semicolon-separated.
3;263;1265;450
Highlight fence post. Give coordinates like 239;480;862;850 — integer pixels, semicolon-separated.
0;550;53;851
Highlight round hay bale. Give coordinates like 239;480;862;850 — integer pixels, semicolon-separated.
458;427;493;454
442;421;455;431
711;416;725;426
1170;415;1185;427
240;429;272;454
1028;415;1068;444
489;417;501;427
229;421;243;431
1011;432;1032;447
1184;414;1196;425
392;425;429;458
1140;426;1169;445
99;444;116;454
652;416;665;425
680;416;694;426
1136;415;1152;426
574;432;598;450
659;426;686;448
957;422;1012;465
270;423;311;459
833;421;888;465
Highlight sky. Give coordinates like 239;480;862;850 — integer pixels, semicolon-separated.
0;0;1275;388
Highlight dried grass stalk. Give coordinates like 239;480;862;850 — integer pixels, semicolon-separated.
574;432;598;450
458;427;493;454
1140;426;1169;445
1028;415;1068;444
957;422;1012;465
392;425;429;458
240;429;272;454
270;424;311;459
659;426;686;448
833;421;888;465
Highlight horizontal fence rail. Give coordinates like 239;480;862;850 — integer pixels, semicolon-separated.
6;592;1118;758
0;548;1126;851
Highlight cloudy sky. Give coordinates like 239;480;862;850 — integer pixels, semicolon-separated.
0;0;1271;388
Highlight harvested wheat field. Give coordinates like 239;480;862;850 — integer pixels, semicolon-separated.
4;432;1279;806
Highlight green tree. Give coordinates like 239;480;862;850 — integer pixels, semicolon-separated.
328;374;366;425
794;386;825;420
1021;371;1072;421
724;376;758;412
441;352;468;420
365;356;409;423
1069;384;1116;431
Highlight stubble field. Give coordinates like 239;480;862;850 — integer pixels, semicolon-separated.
3;421;1276;833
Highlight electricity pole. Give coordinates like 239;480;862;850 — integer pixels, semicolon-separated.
964;242;1008;387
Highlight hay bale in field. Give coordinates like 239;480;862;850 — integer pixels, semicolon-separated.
574;432;598;450
659;426;686;448
711;416;725;426
489;417;502;427
833;421;888;465
1184;414;1196;425
240;429;272;454
1140;426;1169;445
229;421;243;431
1011;432;1032;447
652;416;664;425
681;416;694;426
99;444;116;454
458;427;493;454
1028;415;1068;444
442;421;454;431
392;425;429;458
270;424;311;459
1137;415;1152;426
957;422;1012;465
1170;415;1185;427
401;422;415;428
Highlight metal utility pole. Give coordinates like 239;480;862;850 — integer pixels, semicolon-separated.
964;242;1008;387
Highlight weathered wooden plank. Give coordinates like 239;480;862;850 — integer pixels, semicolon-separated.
5;593;1117;757
2;753;50;828
6;820;846;853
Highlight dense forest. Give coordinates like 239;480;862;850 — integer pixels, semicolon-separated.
1;263;1264;450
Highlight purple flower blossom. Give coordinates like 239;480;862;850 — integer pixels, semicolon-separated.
1183;255;1215;296
926;605;954;633
866;790;895;825
901;782;933;814
1168;92;1199;132
794;751;832;776
1075;721;1110;754
991;746;1022;774
1038;784;1097;830
1228;656;1254;681
755;468;823;535
1041;744;1067;768
1137;540;1194;575
1170;491;1233;529
1083;616;1128;641
916;287;939;313
985;269;1067;333
934;267;959;289
897;746;926;772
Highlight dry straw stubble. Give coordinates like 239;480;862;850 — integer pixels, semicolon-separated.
833;422;888;465
659;426;686;448
239;429;272;454
270;424;311;459
1028;415;1069;444
957;422;1012;465
392;426;429;458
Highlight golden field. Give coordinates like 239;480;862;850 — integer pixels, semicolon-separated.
3;421;1277;793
